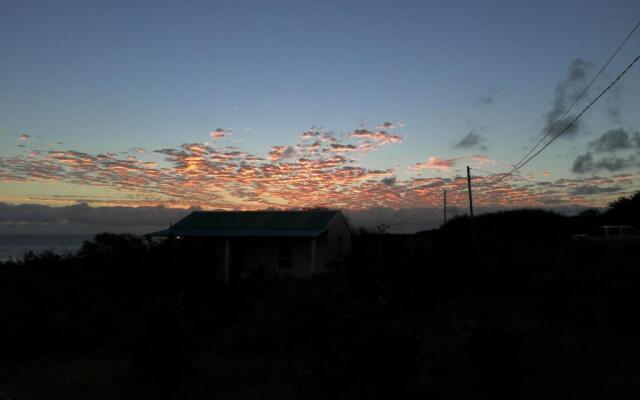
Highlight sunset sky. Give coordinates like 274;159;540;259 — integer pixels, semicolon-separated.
1;0;640;231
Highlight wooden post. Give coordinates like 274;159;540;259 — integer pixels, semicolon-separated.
467;166;475;247
224;239;230;283
443;189;447;225
310;238;316;275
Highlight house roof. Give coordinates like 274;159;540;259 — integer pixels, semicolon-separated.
146;210;341;238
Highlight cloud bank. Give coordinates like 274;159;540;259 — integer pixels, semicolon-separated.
0;203;191;234
0;123;635;217
0;202;596;234
572;128;640;174
542;58;594;139
454;131;488;151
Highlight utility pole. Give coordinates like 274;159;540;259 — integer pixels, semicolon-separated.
466;166;475;246
443;189;447;225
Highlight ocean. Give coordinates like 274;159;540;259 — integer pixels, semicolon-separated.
0;234;94;262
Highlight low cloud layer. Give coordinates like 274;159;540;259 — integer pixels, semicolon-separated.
1;122;636;217
569;185;623;196
0;203;191;234
1;124;407;210
0;202;597;234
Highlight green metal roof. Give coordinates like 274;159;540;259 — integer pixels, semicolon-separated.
146;228;327;238
146;210;340;238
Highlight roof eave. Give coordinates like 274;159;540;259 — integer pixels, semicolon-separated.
144;228;328;238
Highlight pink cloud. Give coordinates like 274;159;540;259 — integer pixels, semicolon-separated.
269;145;296;161
210;128;230;140
468;154;498;166
299;129;320;140
2;121;624;210
329;144;358;153
352;129;402;144
413;157;457;171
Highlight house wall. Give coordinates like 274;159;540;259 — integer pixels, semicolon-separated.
223;228;350;279
229;238;319;278
318;213;352;270
212;240;227;281
193;212;352;280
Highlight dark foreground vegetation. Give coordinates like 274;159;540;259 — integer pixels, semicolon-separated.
1;193;639;399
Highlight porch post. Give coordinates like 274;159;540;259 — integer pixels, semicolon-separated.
310;238;316;275
224;239;230;283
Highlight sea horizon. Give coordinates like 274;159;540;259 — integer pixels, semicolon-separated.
0;233;97;262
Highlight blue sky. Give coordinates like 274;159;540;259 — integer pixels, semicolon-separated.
1;0;640;211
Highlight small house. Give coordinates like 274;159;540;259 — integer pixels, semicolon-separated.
146;210;351;281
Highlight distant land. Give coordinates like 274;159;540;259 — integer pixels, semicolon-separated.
0;202;593;235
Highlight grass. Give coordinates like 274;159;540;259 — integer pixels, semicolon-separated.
1;231;639;399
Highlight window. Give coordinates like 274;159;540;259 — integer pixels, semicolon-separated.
278;243;293;269
622;227;639;236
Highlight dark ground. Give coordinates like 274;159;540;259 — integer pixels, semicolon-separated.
1;198;640;399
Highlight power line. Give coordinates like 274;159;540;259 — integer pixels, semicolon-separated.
508;18;640;176
491;50;640;185
466;168;496;189
469;167;498;176
510;172;540;184
493;18;640;184
470;167;539;184
506;52;640;177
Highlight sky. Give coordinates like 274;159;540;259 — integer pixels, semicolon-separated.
1;0;640;232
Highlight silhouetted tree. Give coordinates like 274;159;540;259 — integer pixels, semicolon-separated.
604;192;640;227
